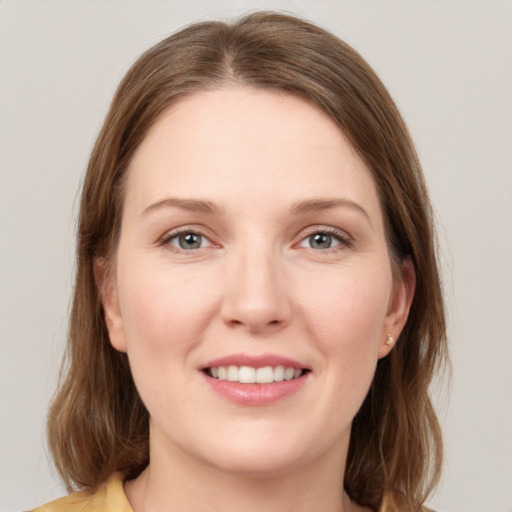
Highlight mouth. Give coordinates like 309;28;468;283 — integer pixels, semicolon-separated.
204;365;308;384
201;354;310;404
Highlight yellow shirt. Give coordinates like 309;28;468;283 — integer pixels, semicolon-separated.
31;473;133;512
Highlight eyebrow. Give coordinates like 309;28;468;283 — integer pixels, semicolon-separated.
142;196;371;225
291;198;372;225
142;197;223;216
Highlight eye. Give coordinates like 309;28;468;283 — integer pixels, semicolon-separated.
298;228;352;251
162;230;212;251
306;233;339;250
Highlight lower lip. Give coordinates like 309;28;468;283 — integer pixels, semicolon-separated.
204;373;308;406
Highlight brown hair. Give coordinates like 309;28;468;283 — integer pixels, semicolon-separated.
48;11;448;512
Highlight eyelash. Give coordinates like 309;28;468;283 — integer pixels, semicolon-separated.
159;227;214;252
297;226;353;252
158;226;353;253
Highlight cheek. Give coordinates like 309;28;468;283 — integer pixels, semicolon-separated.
300;267;391;388
114;262;216;416
116;260;218;360
303;268;391;341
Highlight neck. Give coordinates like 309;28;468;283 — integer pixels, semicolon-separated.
124;433;362;512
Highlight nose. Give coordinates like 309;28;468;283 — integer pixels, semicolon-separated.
220;248;292;335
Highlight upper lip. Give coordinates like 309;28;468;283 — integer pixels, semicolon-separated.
201;353;309;370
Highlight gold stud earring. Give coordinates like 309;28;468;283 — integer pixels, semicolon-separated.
386;333;394;346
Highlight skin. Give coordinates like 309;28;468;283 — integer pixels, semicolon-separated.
100;88;415;512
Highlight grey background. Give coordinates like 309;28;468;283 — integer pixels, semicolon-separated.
1;1;511;511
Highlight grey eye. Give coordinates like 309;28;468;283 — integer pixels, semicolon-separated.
308;233;334;249
175;233;204;250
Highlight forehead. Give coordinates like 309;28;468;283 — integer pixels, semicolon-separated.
125;88;382;221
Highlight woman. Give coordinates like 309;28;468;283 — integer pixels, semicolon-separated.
34;11;447;512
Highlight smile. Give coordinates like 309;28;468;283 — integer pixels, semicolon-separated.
205;365;305;384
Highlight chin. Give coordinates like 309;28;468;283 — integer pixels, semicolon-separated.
204;446;306;478
191;425;332;478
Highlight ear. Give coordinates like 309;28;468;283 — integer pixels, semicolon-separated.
94;258;127;353
378;257;416;359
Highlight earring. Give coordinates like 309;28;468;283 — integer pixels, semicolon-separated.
386;333;394;346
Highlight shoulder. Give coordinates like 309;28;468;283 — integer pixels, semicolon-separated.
30;473;132;512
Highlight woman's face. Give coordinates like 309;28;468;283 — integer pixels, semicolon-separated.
102;88;414;477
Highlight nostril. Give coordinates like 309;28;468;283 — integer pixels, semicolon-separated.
220;290;292;333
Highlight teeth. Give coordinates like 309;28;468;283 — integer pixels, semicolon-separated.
256;366;274;384
284;367;295;380
274;365;285;382
208;365;304;384
227;365;239;382
239;366;256;383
